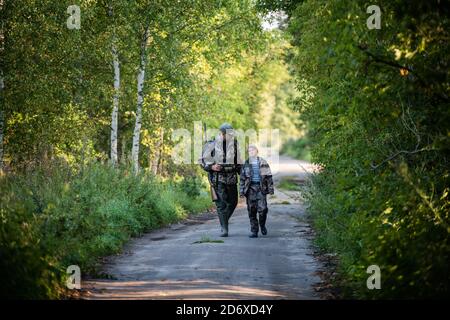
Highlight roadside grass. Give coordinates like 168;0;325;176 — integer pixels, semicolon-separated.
272;200;291;205
0;161;212;299
277;176;303;192
192;235;224;244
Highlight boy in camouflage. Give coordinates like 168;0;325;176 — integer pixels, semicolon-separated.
240;145;274;238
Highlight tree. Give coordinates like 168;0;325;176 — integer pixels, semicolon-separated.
283;0;449;298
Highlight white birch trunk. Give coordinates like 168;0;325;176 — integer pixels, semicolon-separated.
110;44;120;166
131;25;149;173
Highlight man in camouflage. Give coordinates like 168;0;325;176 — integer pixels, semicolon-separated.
200;123;242;237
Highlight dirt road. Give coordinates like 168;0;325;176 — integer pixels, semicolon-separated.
83;156;322;299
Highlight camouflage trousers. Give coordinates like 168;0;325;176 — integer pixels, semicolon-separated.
215;182;238;232
246;183;268;234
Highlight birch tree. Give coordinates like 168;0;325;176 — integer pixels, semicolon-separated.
131;23;149;173
109;4;120;166
110;44;120;166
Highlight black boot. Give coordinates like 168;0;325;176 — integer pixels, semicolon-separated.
221;218;229;237
261;226;267;235
249;233;258;238
220;228;228;237
218;213;228;237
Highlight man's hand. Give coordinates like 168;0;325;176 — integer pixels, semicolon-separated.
211;164;222;172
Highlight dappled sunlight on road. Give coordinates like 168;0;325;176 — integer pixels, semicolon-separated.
83;279;288;300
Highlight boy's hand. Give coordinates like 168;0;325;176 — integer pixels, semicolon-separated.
211;164;222;171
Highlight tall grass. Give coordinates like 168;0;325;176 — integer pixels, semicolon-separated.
0;162;211;299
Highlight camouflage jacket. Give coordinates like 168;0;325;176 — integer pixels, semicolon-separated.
200;138;242;185
239;157;274;196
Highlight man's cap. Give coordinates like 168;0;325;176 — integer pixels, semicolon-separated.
219;122;233;133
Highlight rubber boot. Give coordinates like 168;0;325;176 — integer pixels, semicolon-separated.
218;212;228;237
222;215;229;237
261;226;267;235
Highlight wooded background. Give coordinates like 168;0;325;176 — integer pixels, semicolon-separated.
0;0;448;299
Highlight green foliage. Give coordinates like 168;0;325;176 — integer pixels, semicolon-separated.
0;0;299;174
281;136;311;161
201;29;299;136
0;0;300;300
0;0;267;170
277;176;302;191
178;176;203;198
0;162;211;299
286;0;449;298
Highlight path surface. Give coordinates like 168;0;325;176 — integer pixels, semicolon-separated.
83;156;322;299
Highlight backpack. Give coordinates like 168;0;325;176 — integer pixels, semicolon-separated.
200;138;238;169
200;139;216;170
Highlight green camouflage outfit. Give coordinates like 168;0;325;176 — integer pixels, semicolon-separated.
240;156;274;236
200;124;242;236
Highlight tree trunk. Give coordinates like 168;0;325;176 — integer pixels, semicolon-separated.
1;0;5;172
121;136;127;164
151;128;164;175
131;25;149;173
0;70;4;172
110;44;120;166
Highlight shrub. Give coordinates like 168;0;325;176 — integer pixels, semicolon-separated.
0;161;211;298
281;137;311;161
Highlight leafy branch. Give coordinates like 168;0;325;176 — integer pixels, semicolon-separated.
370;96;433;170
